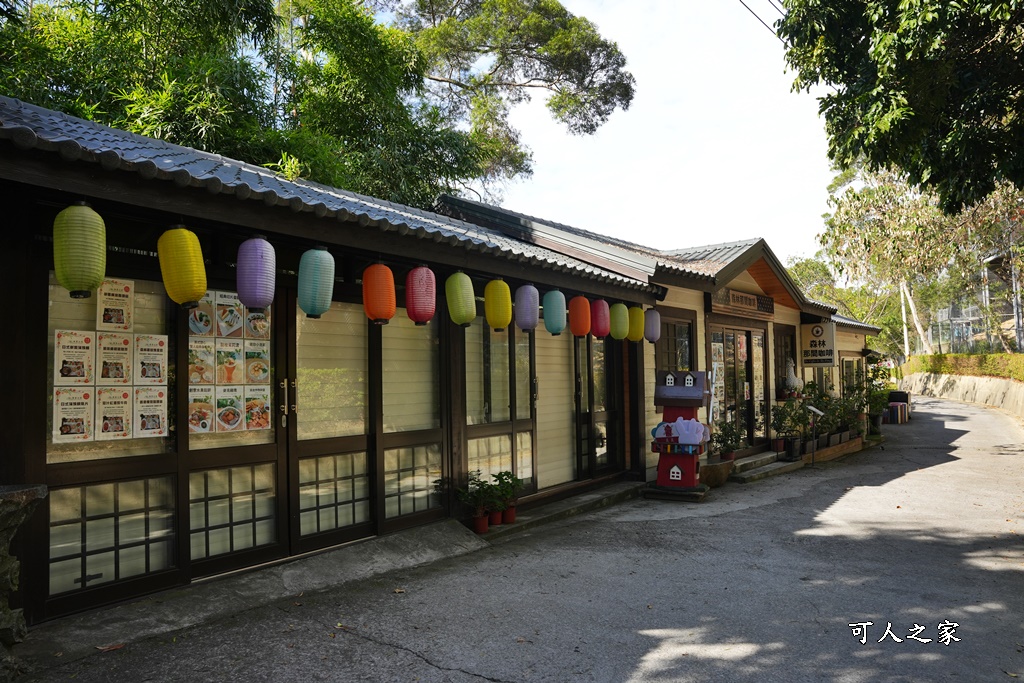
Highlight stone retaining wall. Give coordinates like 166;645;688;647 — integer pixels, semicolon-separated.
900;372;1024;422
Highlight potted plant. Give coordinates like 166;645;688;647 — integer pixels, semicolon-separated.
711;420;744;461
493;470;524;524
456;471;492;534
770;400;796;452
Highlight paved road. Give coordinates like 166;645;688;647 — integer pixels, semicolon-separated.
21;396;1024;682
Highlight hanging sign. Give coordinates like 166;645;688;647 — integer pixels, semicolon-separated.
96;388;132;441
801;322;837;366
97;333;133;385
96;279;134;332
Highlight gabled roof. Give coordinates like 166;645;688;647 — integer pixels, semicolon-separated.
832;313;881;335
0;96;659;296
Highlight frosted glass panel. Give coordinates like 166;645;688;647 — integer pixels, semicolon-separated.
296;301;366;439
382;314;439;432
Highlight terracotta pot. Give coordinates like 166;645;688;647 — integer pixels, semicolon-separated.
719;451;736;461
772;438;786;453
502;506;517;524
472;515;488;534
488;509;503;526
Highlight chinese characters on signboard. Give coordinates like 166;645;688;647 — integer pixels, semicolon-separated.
801;323;837;367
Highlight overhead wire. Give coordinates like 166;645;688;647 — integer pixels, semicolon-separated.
735;0;786;44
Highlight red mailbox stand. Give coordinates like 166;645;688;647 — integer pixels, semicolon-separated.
652;441;702;488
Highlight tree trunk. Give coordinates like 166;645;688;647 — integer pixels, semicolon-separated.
901;280;933;355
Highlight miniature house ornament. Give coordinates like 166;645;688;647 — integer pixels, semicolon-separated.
609;302;629;340
484;278;512;331
158;225;207;309
569;296;591;337
405;265;436;325
445;271;476;327
514;284;540;331
236;235;275;313
363;263;396;324
542;289;566;335
297;247;335;319
53;202;106;298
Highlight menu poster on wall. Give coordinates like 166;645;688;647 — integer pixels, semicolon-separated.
188;291;215;337
97;333;133;385
54;330;94;386
244;340;270;384
96;388;132;441
187;386;215;434
187;338;216;385
53;388;94;443
216;291;244;338
96;279;134;332
134;387;167;438
215;385;244;433
216;338;244;384
135;334;168;385
245;385;272;431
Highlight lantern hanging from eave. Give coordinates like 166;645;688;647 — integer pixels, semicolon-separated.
644;308;662;343
363;263;396;325
157;226;207;309
297;247;334;319
569;296;591;337
236;235;276;313
53;202;106;299
446;271;476;327
609;303;628;340
542;290;566;335
405;265;436;325
484;278;512;331
590;299;610;339
627;306;645;342
514;284;539;331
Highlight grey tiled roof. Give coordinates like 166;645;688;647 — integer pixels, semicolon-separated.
659;238;764;278
0;96;656;293
833;313;881;335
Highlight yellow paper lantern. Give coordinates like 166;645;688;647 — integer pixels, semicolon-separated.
53;202;106;298
157;226;207;309
627;306;645;342
484;279;512;331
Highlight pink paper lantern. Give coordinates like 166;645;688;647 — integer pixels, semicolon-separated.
591;299;610;339
405;265;436;325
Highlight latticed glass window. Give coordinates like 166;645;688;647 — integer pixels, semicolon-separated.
657;320;693;372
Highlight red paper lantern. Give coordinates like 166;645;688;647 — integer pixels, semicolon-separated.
569;296;591;337
405;265;435;325
590;299;610;339
363;263;396;325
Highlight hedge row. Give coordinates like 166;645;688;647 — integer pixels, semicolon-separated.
902;354;1024;383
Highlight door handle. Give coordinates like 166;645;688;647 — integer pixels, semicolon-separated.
280;378;288;414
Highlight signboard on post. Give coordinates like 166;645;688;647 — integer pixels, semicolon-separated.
801;322;837;366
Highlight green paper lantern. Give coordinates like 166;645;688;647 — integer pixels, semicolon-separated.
446;271;476;327
53;202;106;299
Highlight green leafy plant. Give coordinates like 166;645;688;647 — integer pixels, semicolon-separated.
456;470;496;517
492;470;523;510
711;420;744;455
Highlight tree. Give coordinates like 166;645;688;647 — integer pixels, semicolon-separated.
778;1;1024;214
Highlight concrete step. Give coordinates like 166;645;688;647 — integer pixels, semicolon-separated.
731;452;778;473
730;459;806;483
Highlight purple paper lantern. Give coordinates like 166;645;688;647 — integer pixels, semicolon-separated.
515;284;540;331
237;235;276;313
644;308;662;343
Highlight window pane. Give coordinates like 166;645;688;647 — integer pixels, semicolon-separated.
466;325;511;424
467;435;512;482
189;465;275;560
592;339;607;413
382;444;442;519
515;331;531;420
489;328;510;422
296;302;367;439
382;314;439;432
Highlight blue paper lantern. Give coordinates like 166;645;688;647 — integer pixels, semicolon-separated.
297;247;335;319
543;290;566;336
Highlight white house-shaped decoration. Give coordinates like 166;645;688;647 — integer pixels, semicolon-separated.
665;373;675;387
684;373;694;387
669;464;682;481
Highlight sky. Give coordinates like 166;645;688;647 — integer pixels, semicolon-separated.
499;0;834;265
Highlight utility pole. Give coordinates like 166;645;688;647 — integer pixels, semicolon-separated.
900;284;911;358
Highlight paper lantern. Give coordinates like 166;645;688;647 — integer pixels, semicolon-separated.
158;226;207;309
514;284;539;331
363;263;396;325
484;279;512;331
53;202;106;298
569;296;591;337
590;299;610;339
236;235;276;313
609;303;629;340
405;265;436;325
627;306;645;342
543;290;566;335
644;308;662;343
297;247;334;319
446;271;476;327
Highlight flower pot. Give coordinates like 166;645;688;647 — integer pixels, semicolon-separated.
772;438;786;453
828;433;841;447
488;509;503;526
502;506;517;524
786;437;802;461
472;515;489;534
719;451;736;462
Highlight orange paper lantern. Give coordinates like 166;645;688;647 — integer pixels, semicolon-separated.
569;296;591;337
363;263;396;325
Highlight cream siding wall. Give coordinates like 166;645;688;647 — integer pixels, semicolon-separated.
534;331;575;488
